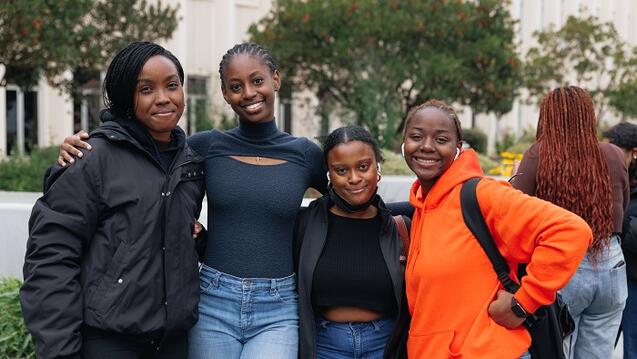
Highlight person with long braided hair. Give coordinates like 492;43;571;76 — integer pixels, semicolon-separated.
513;86;630;359
603;121;637;358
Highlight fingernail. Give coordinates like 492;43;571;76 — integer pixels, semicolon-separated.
70;159;75;164
87;145;92;150
77;152;83;158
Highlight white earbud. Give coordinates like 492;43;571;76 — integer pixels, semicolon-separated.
454;147;460;160
326;172;331;182
401;143;405;157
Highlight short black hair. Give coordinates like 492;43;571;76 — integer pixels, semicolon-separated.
323;125;383;163
218;43;278;88
603;122;637;151
103;41;184;118
404;99;463;142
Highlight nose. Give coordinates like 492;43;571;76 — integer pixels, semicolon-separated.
348;170;362;184
419;137;435;152
243;84;257;99
155;88;170;105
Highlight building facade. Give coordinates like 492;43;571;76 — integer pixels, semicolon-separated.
2;0;636;158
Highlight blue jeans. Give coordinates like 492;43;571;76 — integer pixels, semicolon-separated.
188;264;299;359
314;317;395;359
562;236;627;359
622;279;637;359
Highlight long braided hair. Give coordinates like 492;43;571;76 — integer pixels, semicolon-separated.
218;43;278;88
536;86;613;259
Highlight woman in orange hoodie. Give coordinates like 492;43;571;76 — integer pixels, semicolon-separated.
402;99;592;358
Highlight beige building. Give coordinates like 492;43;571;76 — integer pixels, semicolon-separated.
2;0;636;158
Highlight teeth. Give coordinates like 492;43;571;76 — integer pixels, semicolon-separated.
415;157;437;163
245;102;262;110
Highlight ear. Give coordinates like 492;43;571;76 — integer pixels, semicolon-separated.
272;69;281;92
221;85;230;104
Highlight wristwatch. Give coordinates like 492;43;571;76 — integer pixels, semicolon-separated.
510;297;529;318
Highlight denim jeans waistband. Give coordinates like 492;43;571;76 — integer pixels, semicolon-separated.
580;234;624;268
315;316;395;331
200;263;296;291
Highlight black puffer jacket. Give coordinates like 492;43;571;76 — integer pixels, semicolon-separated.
20;121;205;359
294;195;411;359
623;186;637;282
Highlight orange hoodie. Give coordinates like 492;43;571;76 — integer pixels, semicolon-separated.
405;150;591;359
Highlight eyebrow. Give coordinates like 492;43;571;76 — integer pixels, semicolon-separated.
137;74;180;84
409;126;452;134
227;70;266;82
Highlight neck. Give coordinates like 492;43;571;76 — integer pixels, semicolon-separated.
238;118;278;139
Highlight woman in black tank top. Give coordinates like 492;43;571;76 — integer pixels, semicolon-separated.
294;125;410;359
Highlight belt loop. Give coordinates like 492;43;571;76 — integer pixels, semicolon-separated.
371;320;382;332
212;272;221;288
270;279;277;295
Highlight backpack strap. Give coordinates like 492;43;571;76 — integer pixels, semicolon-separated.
393;215;410;262
460;177;520;293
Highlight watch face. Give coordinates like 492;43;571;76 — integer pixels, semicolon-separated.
511;299;528;318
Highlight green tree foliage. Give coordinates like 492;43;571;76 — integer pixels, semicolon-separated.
249;0;521;147
0;0;179;94
0;0;92;89
524;15;637;122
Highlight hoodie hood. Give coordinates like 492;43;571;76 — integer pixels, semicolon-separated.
409;149;484;210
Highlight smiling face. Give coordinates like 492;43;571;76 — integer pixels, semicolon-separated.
403;107;461;192
327;140;379;207
133;55;184;141
221;54;280;124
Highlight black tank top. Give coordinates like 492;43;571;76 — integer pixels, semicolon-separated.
311;212;397;315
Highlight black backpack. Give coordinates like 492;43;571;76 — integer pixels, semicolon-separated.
460;177;575;359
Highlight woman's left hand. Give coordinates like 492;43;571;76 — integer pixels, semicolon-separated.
488;290;526;329
193;220;203;239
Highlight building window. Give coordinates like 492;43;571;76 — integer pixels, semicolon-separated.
5;86;38;156
187;76;211;134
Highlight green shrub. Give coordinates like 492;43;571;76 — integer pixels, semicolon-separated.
0;278;34;359
0;147;58;192
381;149;412;175
462;128;488;153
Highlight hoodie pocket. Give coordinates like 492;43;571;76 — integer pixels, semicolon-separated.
408;330;460;358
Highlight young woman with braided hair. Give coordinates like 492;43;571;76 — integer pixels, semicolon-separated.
402;99;591;358
513;86;630;359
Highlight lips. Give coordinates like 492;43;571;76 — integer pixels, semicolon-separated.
152;109;175;118
347;187;366;194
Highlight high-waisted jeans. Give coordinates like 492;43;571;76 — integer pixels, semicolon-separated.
562;236;627;359
188;264;299;359
314;317;395;359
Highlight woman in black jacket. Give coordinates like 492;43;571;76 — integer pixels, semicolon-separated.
20;42;206;359
604;122;637;359
294;125;410;359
